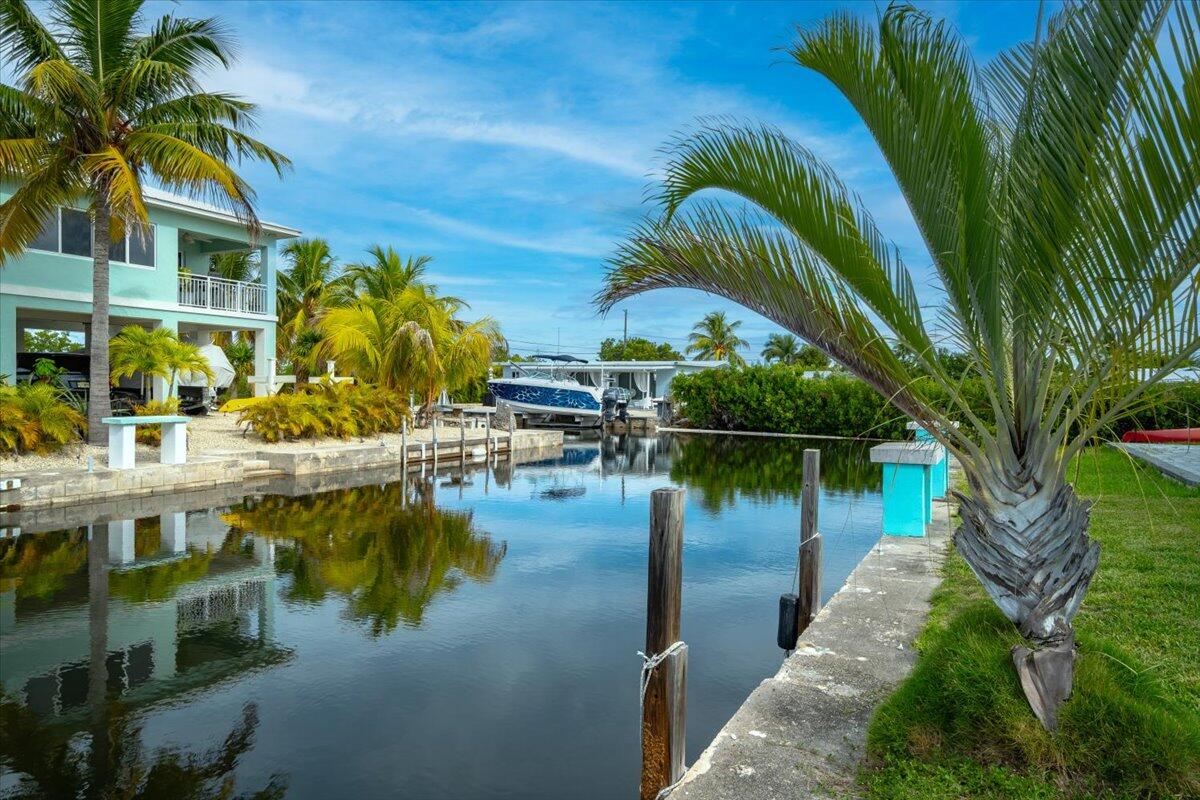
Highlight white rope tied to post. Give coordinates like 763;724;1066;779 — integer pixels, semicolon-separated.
638;640;686;708
638;640;689;799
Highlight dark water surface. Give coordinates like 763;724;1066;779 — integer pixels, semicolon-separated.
0;434;884;799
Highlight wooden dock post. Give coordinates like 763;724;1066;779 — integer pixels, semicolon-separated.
485;411;492;455
401;419;408;471
458;410;466;463
642;487;687;800
797;448;823;638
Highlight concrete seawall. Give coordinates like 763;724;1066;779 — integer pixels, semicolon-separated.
673;478;955;798
1;429;562;512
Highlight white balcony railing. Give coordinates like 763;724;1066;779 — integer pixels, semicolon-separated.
178;273;268;315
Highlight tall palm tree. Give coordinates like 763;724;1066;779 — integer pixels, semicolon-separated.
345;246;429;298
210;249;260;283
686;311;748;365
761;332;801;364
276;238;344;382
599;3;1200;729
0;0;289;443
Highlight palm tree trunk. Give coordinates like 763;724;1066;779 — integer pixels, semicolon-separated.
953;470;1100;731
88;202;113;444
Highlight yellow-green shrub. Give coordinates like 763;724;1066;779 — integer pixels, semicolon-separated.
0;383;86;454
237;382;410;443
132;398;182;445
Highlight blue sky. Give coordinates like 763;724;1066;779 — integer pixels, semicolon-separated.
166;0;1043;360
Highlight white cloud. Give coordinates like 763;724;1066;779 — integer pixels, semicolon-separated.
396;205;615;258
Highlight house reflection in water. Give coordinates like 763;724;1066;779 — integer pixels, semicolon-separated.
0;508;292;725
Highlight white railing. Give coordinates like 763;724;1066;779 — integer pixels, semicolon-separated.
178;273;268;315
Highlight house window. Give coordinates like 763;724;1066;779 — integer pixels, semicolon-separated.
60;208;91;256
24;206;155;267
128;225;155;266
30;211;58;251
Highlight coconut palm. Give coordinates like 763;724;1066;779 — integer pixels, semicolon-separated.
210;249;260;283
276;238;345;382
686;311;748;365
599;3;1200;729
319;254;500;414
0;0;290;443
761;332;801;364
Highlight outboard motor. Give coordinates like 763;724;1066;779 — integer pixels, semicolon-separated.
601;387;630;423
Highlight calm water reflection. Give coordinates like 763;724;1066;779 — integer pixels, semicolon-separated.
0;434;882;799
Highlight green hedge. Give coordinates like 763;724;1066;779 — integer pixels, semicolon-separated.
670;365;1199;440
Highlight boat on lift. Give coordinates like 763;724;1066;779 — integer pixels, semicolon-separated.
488;354;628;426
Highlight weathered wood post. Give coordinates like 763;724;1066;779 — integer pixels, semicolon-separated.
401;418;408;471
458;409;466;463
797;448;823;638
485;410;492;455
641;487;687;800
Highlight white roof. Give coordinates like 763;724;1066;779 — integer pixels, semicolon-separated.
143;186;300;239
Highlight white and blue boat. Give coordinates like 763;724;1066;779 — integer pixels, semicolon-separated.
488;354;606;423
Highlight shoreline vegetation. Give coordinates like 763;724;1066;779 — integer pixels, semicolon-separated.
861;447;1200;799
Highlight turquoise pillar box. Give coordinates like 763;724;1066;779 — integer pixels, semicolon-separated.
907;422;948;499
870;442;942;536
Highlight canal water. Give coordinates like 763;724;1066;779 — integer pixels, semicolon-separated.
0;434;884;799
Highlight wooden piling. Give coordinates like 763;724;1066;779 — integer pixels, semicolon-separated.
485;411;492;454
642;487;687;800
797;448;823;639
458;410;466;462
401;420;408;471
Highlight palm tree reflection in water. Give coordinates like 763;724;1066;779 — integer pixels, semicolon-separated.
223;478;506;636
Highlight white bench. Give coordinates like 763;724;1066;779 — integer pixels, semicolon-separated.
102;415;191;469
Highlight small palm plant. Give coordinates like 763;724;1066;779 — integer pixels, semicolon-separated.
108;325;172;401
686;311;748;365
0;0;289;443
599;3;1200;728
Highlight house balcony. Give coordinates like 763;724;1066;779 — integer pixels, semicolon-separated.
178;273;268;316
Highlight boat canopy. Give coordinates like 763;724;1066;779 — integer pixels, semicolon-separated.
525;354;588;363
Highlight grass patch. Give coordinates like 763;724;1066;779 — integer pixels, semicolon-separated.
861;446;1200;799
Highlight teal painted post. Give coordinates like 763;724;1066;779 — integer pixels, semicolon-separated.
910;425;949;499
870;442;941;537
0;297;16;381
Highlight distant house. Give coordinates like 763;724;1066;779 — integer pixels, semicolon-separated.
496;359;725;408
0;186;299;396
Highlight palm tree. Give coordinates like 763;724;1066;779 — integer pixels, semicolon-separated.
345;246;430;298
223;338;254;399
599;3;1200;729
108;325;173;401
686;311;748;365
0;0;290;443
762;332;801;364
319;254;501;415
210;249;260;283
276;238;344;382
162;338;214;396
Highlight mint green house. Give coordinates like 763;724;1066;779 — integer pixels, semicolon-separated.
0;186;299;397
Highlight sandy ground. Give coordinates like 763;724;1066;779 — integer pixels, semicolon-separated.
0;412;503;477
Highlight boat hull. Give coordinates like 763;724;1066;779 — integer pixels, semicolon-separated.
488;379;602;418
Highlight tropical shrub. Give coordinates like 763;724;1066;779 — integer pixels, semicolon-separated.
672;366;911;438
236;382;410;442
132;399;182;445
672;366;1198;442
0;384;86;454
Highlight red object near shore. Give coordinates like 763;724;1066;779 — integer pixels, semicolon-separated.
1121;428;1200;443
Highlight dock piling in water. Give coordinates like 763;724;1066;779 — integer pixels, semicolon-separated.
797;448;823;639
642;487;687;800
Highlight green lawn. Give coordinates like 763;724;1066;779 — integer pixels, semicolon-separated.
860;446;1200;800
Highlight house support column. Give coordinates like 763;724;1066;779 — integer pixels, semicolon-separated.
252;326;275;397
0;298;16;381
152;318;178;401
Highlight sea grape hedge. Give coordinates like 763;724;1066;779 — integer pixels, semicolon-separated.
670;365;1199;440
